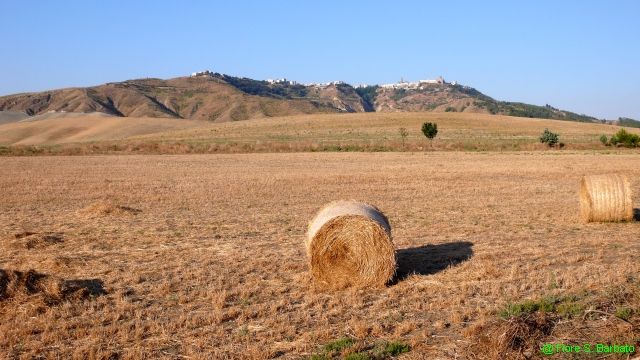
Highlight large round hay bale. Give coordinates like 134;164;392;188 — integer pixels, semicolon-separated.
580;174;633;223
306;200;396;290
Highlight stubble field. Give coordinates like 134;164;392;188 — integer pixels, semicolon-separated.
1;152;639;359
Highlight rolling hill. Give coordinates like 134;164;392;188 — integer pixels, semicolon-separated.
1;72;628;125
0;75;369;123
1;112;639;154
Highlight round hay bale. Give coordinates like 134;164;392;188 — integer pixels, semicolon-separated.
306;200;396;290
580;174;633;223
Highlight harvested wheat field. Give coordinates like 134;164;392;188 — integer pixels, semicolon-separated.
1;152;640;359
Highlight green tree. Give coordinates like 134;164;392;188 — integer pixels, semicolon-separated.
539;128;559;147
421;122;438;148
422;122;438;139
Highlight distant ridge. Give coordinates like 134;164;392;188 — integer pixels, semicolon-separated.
0;72;627;125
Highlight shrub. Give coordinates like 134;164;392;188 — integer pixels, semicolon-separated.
600;135;609;146
379;341;410;356
444;106;456;112
615;306;633;321
610;135;619;146
421;122;438;140
323;337;354;353
398;127;408;147
499;295;584;319
344;353;370;360
539;128;559;147
610;128;640;148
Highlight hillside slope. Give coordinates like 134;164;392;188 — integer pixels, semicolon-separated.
0;76;369;122
0;73;621;124
369;84;599;122
3;112;638;153
135;111;637;147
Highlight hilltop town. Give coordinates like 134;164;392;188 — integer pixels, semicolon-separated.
0;70;606;124
191;69;456;90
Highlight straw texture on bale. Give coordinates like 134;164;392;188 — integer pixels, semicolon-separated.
306;200;396;290
580;174;633;223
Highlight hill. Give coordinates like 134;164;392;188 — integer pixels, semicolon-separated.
129;111;637;152
2;112;639;153
0;75;369;122
0;73;602;123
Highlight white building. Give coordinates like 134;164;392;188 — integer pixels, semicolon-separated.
191;70;213;77
266;78;297;85
307;80;345;88
418;76;445;85
381;76;447;89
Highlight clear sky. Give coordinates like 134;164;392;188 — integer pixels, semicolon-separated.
2;1;639;119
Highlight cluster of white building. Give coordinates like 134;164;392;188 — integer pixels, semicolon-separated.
380;76;451;89
266;78;298;85
306;80;344;88
188;70;460;90
190;70;213;77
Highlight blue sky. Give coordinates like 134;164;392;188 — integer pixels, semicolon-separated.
1;1;639;119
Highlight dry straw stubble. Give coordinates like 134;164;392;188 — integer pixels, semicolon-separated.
580;174;633;223
306;200;396;290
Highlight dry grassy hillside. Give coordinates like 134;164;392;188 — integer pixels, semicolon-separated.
1;153;638;358
0;75;610;124
131;112;639;152
0;115;204;145
0;77;363;122
1;112;638;153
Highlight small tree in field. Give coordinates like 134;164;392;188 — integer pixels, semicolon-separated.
421;122;438;147
398;127;408;148
600;135;609;146
539;128;559;147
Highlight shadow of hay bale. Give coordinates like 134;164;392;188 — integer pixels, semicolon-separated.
61;279;106;298
10;232;64;249
635;208;640;221
0;269;48;298
0;269;106;303
394;241;474;282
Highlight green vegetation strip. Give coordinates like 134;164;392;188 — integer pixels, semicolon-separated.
311;337;410;360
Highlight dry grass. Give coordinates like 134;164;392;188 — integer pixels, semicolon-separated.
1;152;639;358
306;201;396;290
2;112;640;154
